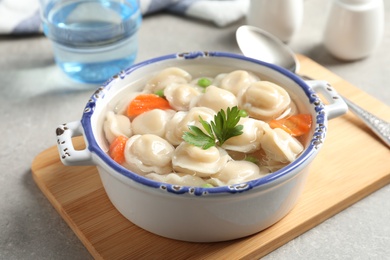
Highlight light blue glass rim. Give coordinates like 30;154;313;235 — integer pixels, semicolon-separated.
81;51;326;196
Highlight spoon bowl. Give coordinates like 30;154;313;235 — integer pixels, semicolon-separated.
236;25;390;148
236;25;299;73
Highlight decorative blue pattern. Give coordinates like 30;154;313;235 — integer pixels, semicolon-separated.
166;0;201;13
1;0;248;34
144;0;176;14
81;51;328;196
12;10;41;34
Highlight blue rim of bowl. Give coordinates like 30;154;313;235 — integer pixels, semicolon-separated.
81;51;327;196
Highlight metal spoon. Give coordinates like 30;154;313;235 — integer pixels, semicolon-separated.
236;25;390;148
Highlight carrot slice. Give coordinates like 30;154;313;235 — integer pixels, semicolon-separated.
127;94;171;117
269;114;312;137
109;136;128;164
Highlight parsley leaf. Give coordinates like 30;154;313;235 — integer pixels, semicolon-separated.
182;106;247;149
182;125;215;149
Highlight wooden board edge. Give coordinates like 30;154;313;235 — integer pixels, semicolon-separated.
31;155;103;260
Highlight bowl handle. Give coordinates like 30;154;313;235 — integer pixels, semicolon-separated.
55;121;93;166
306;80;348;120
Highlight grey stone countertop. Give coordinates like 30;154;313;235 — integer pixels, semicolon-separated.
1;0;389;259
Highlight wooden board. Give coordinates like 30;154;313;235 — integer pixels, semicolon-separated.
32;55;390;260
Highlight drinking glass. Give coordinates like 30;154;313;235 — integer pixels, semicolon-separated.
40;0;142;84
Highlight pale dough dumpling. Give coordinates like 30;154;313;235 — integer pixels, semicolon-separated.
222;118;267;153
248;149;288;174
261;126;303;163
190;85;238;112
220;70;260;95
145;172;208;186
164;83;201;111
132;109;175;137
103;111;131;143
165;107;215;146
275;99;298;120
124;134;175;175
112;91;141;115
172;142;230;177
208;160;265;186
144;67;192;93
211;73;227;87
238;81;291;121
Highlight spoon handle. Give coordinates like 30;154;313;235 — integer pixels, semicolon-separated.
300;74;390;148
341;96;390;148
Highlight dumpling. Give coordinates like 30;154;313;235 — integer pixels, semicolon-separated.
261;126;303;163
190;85;238;112
238;81;291;121
145;172;208;186
220;70;260;95
172;142;230;177
165;107;215;146
144;67;192;93
165;111;187;145
132;109;175;137
111;91;142;115
275;99;298;120
103;111;131;144
164;83;201;111
211;73;228;87
222;117;267;153
249;149;288;174
124;134;175;175
207;160;265;186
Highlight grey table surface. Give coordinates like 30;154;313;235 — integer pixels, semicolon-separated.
1;1;389;259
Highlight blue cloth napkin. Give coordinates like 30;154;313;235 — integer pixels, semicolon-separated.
0;0;249;34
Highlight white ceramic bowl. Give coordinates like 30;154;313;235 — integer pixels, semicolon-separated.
56;51;347;242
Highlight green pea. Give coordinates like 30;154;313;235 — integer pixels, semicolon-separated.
197;78;212;88
244;156;259;164
154;89;165;98
238;109;248;118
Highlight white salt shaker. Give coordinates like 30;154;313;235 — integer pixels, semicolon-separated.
247;0;304;43
323;0;384;60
